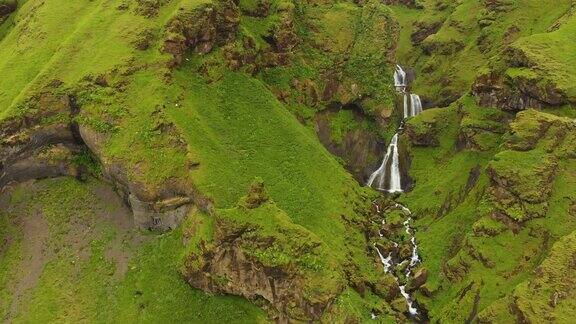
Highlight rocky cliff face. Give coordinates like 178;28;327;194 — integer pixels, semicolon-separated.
314;107;385;182
0;92;82;188
182;181;344;321
0;90;202;232
485;110;575;222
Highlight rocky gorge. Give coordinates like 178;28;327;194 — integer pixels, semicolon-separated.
0;0;575;323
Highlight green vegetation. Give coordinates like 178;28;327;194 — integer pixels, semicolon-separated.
390;0;575;106
1;0;576;322
0;178;266;323
400;98;576;321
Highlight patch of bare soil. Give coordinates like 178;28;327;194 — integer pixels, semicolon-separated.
6;185;50;319
93;182;146;280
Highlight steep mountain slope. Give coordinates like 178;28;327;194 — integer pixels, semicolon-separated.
0;0;403;322
1;0;575;322
383;0;576;322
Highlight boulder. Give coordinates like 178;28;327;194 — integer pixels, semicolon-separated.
407;267;428;291
411;20;442;45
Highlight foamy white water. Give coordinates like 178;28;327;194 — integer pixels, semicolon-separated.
403;94;409;118
410;94;422;117
367;134;402;193
388;134;402;193
368;65;425;319
374;244;393;273
394;65;406;91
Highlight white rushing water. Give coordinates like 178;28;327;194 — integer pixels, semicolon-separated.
369;65;425;320
375;203;421;317
368;66;427;193
403;94;409;118
410;94;422;117
394;65;406;91
367;133;402;193
374;244;393;273
388;134;402;193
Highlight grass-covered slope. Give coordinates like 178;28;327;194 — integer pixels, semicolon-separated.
400;95;576;322
390;0;576;108
0;178;266;323
0;0;401;321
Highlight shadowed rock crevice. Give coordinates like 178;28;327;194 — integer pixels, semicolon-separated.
0;0;16;24
0;92;203;232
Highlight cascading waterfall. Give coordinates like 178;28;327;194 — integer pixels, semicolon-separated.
394;65;406;91
410;94;422;117
368;65;425;193
403;94;408;119
372;203;422;319
366;134;402;193
368;64;426;320
388;135;402;193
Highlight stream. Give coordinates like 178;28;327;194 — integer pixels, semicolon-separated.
368;65;426;321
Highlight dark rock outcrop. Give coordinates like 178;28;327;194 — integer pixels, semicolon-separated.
0;91;200;232
78;125;201;231
0;94;83;188
314;107;385;182
0;0;16;23
183;192;343;321
472;66;569;112
411;20;442;45
382;0;422;9
162;0;240;66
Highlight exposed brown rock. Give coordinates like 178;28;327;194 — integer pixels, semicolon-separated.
407;267;428;291
382;0;422;8
313;107;385;182
162;1;240;67
411;20;442;45
0;0;16;23
183;201;343;321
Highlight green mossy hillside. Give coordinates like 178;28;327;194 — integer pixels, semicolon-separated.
390;0;576;108
479;229;576;322
508;13;576;101
0;178;266;323
0;0;402;321
182;182;345;320
399;100;576;322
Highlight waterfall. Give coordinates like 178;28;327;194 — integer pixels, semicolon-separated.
388;134;402;193
403;94;408;119
373;203;422;318
374;244;393;273
410;94;422;117
394;65;406;91
367;133;402;193
368;63;426;321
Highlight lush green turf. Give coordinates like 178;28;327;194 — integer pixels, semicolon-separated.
0;178;266;323
389;0;574;106
398;97;576;321
0;0;396;321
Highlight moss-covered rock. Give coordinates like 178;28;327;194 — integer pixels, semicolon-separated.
405;107;446;147
485;110;576;222
182;189;345;321
479;230;576;323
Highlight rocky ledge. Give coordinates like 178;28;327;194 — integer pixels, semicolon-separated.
0;91;205;232
485;109;576;222
182;180;344;321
